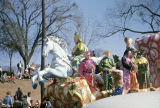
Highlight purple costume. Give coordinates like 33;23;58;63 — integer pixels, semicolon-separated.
120;56;132;90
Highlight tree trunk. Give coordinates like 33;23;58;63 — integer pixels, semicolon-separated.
41;0;46;101
8;51;13;75
9;54;12;74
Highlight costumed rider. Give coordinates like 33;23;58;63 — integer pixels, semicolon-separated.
72;34;88;71
124;37;138;89
79;51;96;88
135;49;150;89
98;50;116;91
120;49;132;91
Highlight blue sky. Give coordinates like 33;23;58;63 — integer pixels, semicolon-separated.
0;0;144;69
74;0;141;56
75;0;114;21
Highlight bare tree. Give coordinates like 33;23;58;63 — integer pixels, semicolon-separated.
7;49;16;74
101;0;160;37
0;0;77;69
0;36;16;73
56;10;103;53
73;16;102;49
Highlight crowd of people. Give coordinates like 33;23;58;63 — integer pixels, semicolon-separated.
0;69;15;83
17;62;38;80
0;62;41;83
0;62;52;108
1;88;32;107
0;87;51;108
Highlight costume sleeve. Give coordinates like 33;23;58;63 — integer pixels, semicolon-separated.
135;57;148;65
72;45;77;55
79;42;88;52
98;58;104;72
143;57;148;64
111;59;116;68
90;60;96;72
79;62;84;76
92;61;96;71
122;57;132;70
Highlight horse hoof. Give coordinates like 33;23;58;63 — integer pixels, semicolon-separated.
33;83;37;89
39;79;45;86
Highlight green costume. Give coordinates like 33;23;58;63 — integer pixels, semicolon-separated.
135;57;150;89
72;36;88;71
98;57;116;90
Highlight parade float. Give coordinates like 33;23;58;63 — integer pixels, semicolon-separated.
135;32;160;87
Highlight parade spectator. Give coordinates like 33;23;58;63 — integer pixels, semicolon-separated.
45;98;51;108
28;64;31;75
92;50;96;57
46;64;50;68
8;74;15;83
30;63;37;76
79;51;96;88
98;50;116;91
0;65;2;78
25;65;29;74
27;92;32;107
22;95;29;108
15;88;23;101
17;60;23;73
13;95;23;108
24;65;31;79
72;34;88;71
34;100;40;108
2;91;12;107
1;73;7;83
30;99;34;108
17;61;23;79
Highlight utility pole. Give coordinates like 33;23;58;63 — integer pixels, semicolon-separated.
41;0;46;101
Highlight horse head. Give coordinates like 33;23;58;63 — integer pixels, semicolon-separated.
51;36;67;51
43;36;68;58
43;37;53;57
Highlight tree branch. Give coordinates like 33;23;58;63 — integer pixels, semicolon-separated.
99;29;122;38
122;4;160;17
140;4;160;17
123;27;160;34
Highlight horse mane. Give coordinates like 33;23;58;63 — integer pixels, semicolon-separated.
47;36;68;51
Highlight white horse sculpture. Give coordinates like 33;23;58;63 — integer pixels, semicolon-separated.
31;36;103;89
